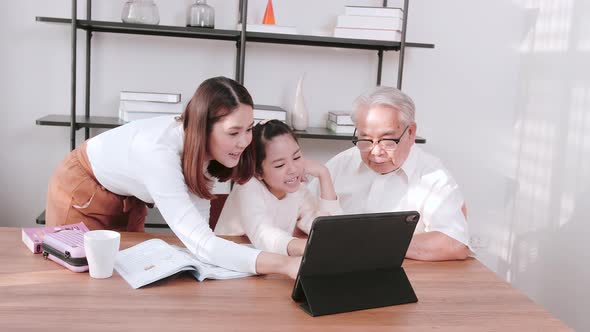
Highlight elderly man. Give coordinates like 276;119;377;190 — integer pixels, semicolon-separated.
312;86;469;261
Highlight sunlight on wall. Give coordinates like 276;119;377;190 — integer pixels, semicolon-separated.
504;1;590;330
575;2;590;51
559;83;590;225
568;83;590;186
517;0;573;53
505;79;557;276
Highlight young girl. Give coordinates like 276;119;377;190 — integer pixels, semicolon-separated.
45;77;300;278
214;120;342;256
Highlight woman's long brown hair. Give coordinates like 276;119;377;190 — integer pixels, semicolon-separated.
179;77;255;200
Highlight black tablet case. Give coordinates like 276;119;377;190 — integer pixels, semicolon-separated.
291;211;419;316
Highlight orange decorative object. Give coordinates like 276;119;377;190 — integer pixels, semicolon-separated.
262;0;275;25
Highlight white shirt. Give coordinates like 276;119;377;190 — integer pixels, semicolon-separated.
214;178;342;255
308;146;469;246
86;115;261;274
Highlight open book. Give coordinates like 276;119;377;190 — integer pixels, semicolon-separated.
115;239;253;289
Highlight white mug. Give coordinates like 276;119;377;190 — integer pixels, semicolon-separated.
84;230;121;279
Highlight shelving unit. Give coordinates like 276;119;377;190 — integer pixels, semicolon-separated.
35;0;432;149
34;0;433;226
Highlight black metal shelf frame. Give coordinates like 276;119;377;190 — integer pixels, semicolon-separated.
35;0;432;148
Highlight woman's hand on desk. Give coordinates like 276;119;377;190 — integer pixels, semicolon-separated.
287;238;306;257
284;256;302;279
255;252;302;279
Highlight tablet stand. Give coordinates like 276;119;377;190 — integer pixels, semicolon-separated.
295;267;417;316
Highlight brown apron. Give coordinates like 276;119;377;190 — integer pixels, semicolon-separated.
45;142;148;232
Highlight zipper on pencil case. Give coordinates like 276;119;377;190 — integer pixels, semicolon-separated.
41;243;88;266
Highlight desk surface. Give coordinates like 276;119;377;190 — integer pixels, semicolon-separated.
0;227;570;331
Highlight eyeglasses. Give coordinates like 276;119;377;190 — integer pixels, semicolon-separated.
352;125;409;152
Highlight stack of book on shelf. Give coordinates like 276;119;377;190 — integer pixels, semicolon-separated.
326;111;354;134
253;105;287;125
119;91;183;122
334;6;404;41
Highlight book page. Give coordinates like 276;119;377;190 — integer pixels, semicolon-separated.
115;239;195;289
173;246;253;282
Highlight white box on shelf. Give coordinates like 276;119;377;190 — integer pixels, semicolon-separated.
328;111;353;126
336;15;402;31
236;23;297;35
120;100;184;114
344;6;403;18
120;91;181;103
253;105;287;121
326;120;355;134
334;27;401;41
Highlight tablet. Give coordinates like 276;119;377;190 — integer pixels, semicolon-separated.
291;211;420;316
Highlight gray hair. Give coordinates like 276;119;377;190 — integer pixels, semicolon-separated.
351;86;416;127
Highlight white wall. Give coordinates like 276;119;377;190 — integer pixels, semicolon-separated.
1;0;588;330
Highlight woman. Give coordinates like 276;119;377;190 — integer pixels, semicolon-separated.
45;76;300;278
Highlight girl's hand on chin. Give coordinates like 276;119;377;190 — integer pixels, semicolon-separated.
301;158;328;179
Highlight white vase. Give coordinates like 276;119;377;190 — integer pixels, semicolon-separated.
292;74;309;131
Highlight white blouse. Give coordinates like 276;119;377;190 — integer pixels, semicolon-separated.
307;146;470;246
214;178;342;255
86;115;261;273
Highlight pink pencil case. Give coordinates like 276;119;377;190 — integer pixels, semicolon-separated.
42;228;89;273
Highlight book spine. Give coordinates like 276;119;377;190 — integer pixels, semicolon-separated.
120;91;181;103
253;118;287;125
253;109;287;121
254;104;286;112
121;111;177;122
334;28;401;42
328;112;353;126
344;6;403;18
236;23;297;34
337;15;402;31
120;100;184;113
327;120;355;134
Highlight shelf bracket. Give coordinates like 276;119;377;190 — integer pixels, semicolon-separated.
70;0;78;151
397;0;410;90
84;0;92;140
236;0;248;84
377;50;383;85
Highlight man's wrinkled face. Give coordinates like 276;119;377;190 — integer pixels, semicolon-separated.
355;105;416;174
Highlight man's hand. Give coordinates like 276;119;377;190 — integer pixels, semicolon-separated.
406;231;469;261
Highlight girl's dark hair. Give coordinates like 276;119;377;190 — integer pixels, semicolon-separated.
252;120;298;176
179;76;255;200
